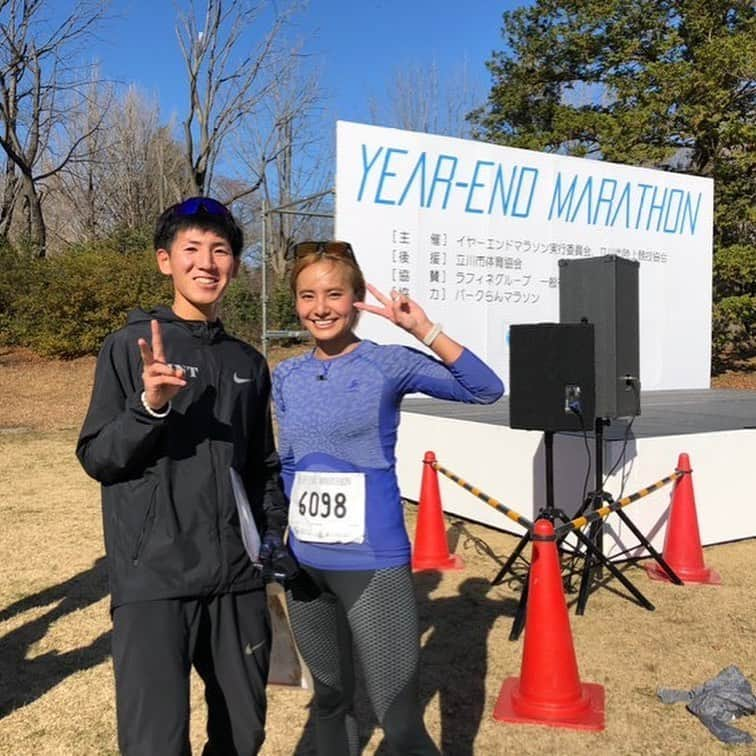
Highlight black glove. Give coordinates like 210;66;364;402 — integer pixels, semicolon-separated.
258;532;299;584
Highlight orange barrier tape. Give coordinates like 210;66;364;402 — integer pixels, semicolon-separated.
432;462;534;531
555;471;683;539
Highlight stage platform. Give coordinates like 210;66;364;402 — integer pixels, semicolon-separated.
396;390;756;558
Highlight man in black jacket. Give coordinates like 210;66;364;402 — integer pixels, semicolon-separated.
77;197;291;755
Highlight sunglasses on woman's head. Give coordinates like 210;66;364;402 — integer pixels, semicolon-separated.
174;196;232;219
291;241;356;261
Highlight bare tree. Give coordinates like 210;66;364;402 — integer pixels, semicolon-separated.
98;89;190;236
0;0;110;256
43;72;112;248
370;58;484;139
176;0;298;198
47;86;190;251
106;90;190;230
232;63;332;283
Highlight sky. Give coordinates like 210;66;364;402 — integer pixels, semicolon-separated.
95;0;524;131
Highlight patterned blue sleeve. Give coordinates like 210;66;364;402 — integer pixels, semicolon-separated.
383;345;504;403
271;364;296;494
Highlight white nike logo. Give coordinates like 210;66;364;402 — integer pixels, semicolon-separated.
245;641;266;655
233;372;252;384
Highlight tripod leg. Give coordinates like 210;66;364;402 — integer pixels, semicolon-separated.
491;532;531;586
575;511;603;612
557;532;584;594
616;509;683;585
570;493;594;521
573;527;655;614
592;419;607;578
509;575;529;641
575;533;596;615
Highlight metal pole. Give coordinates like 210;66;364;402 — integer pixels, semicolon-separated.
544;430;554;517
273;188;334;213
257;188;335;355
261;199;268;358
576;417;606;614
273;209;335;218
594;418;605;561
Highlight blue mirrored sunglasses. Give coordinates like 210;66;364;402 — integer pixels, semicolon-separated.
174;196;232;218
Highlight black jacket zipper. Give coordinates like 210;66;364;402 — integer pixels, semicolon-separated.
132;486;158;566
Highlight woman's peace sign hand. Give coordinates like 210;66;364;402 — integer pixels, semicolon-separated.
354;284;434;341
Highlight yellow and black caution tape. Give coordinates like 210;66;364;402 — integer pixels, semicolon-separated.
555;470;683;539
432;461;534;531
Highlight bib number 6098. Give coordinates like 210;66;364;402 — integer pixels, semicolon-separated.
298;490;347;519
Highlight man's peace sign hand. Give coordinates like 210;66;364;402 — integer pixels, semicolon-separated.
138;319;187;411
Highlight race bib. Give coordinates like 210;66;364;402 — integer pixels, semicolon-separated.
289;471;366;544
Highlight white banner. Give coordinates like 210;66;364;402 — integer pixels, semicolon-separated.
335;121;714;391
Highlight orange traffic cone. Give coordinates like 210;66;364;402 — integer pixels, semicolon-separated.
411;451;464;572
645;453;721;585
494;518;605;730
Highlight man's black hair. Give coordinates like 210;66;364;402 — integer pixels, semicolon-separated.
154;197;244;258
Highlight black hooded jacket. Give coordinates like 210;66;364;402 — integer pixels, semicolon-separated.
77;306;288;609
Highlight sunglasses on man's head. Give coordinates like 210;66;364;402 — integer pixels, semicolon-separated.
174;196;232;219
291;240;356;261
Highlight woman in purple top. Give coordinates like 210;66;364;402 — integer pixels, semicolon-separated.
273;241;503;755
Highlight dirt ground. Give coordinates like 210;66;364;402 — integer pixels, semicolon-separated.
1;347;755;755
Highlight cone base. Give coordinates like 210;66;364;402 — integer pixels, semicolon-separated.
412;553;464;572
645;561;721;585
493;676;605;731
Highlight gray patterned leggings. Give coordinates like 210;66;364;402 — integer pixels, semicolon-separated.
286;564;440;755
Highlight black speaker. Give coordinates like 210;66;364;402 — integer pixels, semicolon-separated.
509;323;595;432
559;255;641;419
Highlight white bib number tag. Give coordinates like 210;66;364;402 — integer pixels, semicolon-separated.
289;472;366;544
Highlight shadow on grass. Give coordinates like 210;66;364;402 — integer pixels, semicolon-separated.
0;557;110;719
289;566;519;755
410;573;519;756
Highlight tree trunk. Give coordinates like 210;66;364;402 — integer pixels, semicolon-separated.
0;160;17;242
20;174;46;257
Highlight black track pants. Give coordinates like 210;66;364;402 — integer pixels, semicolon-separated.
111;590;270;756
286;565;439;755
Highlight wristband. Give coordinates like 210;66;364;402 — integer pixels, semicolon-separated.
141;391;171;418
422;322;443;347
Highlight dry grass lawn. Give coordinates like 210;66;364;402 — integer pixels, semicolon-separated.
1;347;755;755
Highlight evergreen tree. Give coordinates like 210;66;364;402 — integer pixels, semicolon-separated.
472;1;755;368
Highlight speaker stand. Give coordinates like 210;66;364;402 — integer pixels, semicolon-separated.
491;432;572;575
493;425;665;641
489;431;573;640
573;417;682;615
